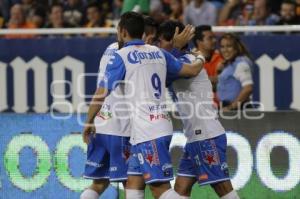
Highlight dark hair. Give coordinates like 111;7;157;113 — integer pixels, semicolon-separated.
157;20;185;41
87;1;101;12
119;11;144;39
220;33;251;59
281;0;296;7
50;2;64;12
193;25;212;46
144;16;158;36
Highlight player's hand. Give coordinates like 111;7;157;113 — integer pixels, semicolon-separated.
173;24;195;50
82;123;96;144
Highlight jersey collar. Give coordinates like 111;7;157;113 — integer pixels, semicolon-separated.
124;39;145;47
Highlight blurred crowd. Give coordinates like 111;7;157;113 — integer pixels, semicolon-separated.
0;0;300;38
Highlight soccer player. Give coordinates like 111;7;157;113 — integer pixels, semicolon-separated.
80;41;131;199
81;15;168;199
157;20;240;199
98;12;205;199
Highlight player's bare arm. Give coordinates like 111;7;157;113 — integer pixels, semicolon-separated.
178;54;206;77
82;87;108;144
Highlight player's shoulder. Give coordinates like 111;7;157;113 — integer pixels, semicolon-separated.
107;42;119;50
179;53;196;64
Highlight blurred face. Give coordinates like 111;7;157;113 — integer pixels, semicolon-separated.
157;36;173;51
254;0;268;21
32;15;43;27
280;3;296;21
87;7;100;24
68;0;79;6
170;0;182;14
220;38;238;61
197;30;216;53
10;5;24;26
50;6;63;25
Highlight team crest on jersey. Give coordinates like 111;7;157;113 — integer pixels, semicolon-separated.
127;50;162;64
97;111;112;120
143;141;160;167
201;140;220;167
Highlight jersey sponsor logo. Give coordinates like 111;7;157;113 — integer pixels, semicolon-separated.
149;113;171;122
148;104;167;112
97;111;112;120
127;50;163;64
96;104;112;120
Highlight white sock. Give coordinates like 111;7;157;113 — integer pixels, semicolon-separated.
126;189;144;199
159;188;183;199
220;190;240;199
80;188;99;199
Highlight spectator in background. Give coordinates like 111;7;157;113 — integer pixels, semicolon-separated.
0;10;4;28
21;0;35;17
31;5;47;28
277;0;299;25
121;0;150;14
63;0;85;27
84;2;112;37
85;2;112;28
46;3;72;28
193;25;223;105
217;33;253;111
183;0;217;26
218;0;255;26
5;4;36;38
112;0;123;20
169;0;183;22
248;0;279;25
297;0;300;17
218;0;243;25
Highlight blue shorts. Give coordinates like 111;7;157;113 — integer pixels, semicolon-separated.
127;135;174;184
177;134;230;185
83;134;131;182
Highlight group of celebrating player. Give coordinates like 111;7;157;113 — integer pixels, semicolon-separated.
80;11;240;199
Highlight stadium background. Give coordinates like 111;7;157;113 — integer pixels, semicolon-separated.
0;34;299;199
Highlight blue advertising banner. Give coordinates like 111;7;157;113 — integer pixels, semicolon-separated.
0;114;119;199
0;35;300;112
0;113;299;198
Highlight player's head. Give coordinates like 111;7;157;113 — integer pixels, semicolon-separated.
157;20;185;51
193;25;216;54
143;16;158;44
117;11;145;43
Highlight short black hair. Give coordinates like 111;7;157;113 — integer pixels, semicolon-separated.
144;16;158;36
193;25;212;46
87;1;101;12
119;11;144;39
157;20;185;41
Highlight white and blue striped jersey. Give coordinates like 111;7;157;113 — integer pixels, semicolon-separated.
99;40;183;145
94;42;130;137
172;53;225;143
